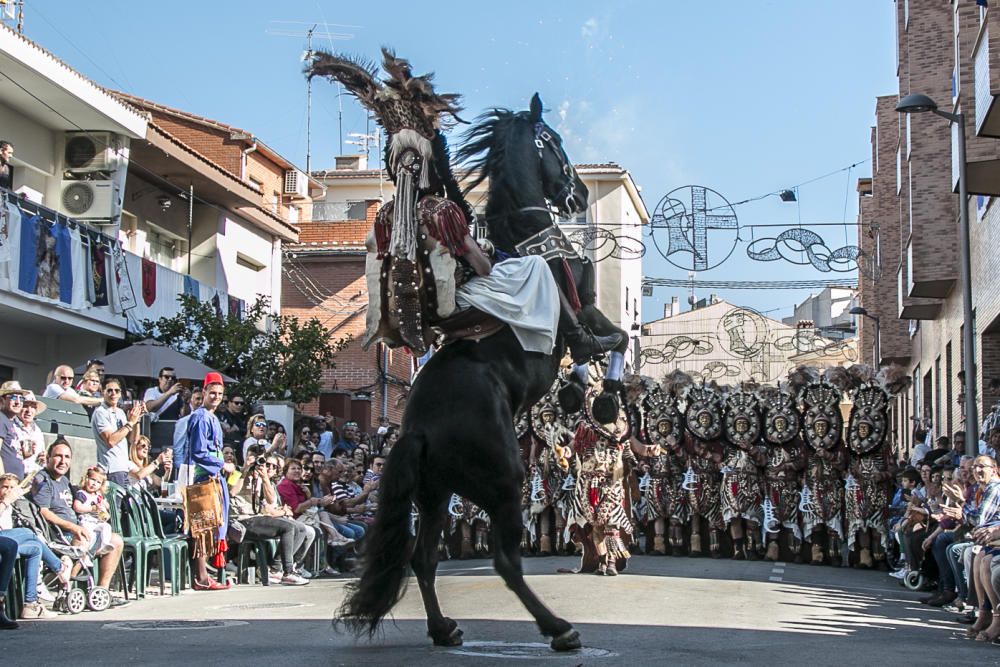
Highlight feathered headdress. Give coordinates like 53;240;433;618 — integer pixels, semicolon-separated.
876;364;913;397
661;369;693;399
306;47;464;139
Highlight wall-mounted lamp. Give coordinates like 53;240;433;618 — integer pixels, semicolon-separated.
157;196;172;210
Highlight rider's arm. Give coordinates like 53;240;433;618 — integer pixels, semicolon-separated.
461;236;492;276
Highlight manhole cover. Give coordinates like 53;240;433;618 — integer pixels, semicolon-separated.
445;641;617;660
103;620;249;631
213;602;313;611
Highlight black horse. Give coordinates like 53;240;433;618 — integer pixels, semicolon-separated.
336;94;612;652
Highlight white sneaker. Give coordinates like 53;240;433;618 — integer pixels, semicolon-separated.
888;569;907;579
280;573;309;586
20;602;56;619
267;571;283;584
36;581;55;603
295;568;313;579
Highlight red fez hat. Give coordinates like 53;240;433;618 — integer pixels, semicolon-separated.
203;372;224;387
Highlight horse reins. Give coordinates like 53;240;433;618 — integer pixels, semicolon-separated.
533;122;580;216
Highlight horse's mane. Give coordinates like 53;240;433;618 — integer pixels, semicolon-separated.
454;108;526;198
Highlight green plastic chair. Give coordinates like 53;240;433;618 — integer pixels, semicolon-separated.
131;486;189;595
107;482;160;598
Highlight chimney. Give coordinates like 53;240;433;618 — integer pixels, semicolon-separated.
671;296;679;316
335;154;368;171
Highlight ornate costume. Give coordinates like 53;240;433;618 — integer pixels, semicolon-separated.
683;384;725;557
800;371;847;564
523;383;575;555
719;389;765;559
759;388;806;561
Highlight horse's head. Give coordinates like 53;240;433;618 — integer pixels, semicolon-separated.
525;93;588;217
457;94;588;223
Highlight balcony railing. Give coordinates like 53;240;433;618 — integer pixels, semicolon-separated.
1;189;241;336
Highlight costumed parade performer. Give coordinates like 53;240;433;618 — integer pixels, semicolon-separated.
720;386;766;561
759;384;807;562
800;368;849;566
682;383;726;557
524;382;575;556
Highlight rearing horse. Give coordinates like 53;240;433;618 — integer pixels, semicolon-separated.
336;95;594;652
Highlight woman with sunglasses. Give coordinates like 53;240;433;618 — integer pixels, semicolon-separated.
127;436;172;493
242;414;285;464
293;423;315;457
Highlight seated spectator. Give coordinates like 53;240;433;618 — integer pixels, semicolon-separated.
380;427;399;457
228;456;312;585
92;377;144;488
0;535;17;628
127;436;172;492
362;456;385;486
41;365;102;408
317;420;335;458
293;423;314;456
71;466;115;556
12;391;45;479
982;427;1000;459
0;382;30;480
217;395;247;449
333;421;361;457
0;473;71;620
242;413;284;463
76;371;103;417
327;458;374;542
142;367;184;421
961;456;1000;640
30;441;124;604
910;427;930;467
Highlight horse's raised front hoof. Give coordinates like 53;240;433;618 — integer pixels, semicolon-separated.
557;382;585;414
591;391;619;424
550;628;581;652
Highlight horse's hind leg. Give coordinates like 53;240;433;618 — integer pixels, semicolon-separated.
490;496;581;651
412;500;462;646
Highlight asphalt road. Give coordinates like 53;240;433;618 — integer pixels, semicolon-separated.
2;556;988;666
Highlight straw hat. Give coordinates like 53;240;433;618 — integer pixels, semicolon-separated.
0;380;27;398
21;390;46;415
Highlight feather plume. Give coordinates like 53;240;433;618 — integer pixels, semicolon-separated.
823;366;852;390
661;369;693;399
847;364;876;387
877;364;912;396
305;51;380;108
787;365;818;391
758;385;781;401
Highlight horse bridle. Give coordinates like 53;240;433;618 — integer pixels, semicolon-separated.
528;122;580;217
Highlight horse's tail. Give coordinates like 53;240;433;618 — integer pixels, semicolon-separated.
335;432;422;637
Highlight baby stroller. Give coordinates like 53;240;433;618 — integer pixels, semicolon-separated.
47;541;111;614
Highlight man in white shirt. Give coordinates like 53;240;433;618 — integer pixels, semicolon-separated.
909;427;931;467
172;386;203;487
42;365;102;408
142;367;183;420
91;377;144;487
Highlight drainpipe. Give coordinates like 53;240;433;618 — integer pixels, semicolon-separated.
187;183;194;274
240;141;258;180
381;344;389;419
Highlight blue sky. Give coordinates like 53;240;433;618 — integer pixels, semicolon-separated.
19;1;897;322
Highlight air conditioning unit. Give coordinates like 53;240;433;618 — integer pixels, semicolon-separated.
63;131;118;173
283;169;309;198
60;180;117;219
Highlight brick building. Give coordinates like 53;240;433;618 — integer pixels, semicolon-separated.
857;1;1000;451
289;157;648;429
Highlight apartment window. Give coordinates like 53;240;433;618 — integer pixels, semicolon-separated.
248;176;264;192
946;342;954;436
145;224;183;269
935;356;942;438
556;210;588;225
312;200;367;221
923;370;933;432
896;145;902;195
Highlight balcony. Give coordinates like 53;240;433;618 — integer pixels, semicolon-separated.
0;189;241;338
897;251;941;320
966;13;1000;195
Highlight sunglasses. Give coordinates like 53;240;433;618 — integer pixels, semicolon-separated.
6;395;24;403
58;375;74;380
161;374;175;380
265;462;279;469
253;421;267;428
231;401;244;406
105;388;121;394
301;430;311;435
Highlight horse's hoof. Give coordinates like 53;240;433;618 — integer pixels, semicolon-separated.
431;626;464;647
557;382;585;414
591;392;619;424
550;629;581;652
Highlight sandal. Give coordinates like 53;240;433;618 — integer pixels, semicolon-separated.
192;579;230;591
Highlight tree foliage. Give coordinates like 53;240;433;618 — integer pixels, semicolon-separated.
137;294;349;405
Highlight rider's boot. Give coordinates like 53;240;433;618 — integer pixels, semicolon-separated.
558;291;623;364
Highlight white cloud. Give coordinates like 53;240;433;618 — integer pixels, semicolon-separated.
581;17;599;39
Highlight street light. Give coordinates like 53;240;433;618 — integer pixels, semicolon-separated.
850;305;881;367
896;92;977;457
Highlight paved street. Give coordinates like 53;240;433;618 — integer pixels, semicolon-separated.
1;556;985;666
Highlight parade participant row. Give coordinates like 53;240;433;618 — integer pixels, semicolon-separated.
492;364;912;573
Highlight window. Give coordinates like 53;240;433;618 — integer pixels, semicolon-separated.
236;252;265;272
312;200;367;221
946;342;953;436
556;211;587;225
144;225;182;269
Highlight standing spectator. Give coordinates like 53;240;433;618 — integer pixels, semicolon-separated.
30;440;125;602
91;377;144;487
74;360;105;392
76;371;103;415
13;391;46;478
0;381;26;480
187;373;234;591
948;431;967;467
316;420;334;458
910;427;931;467
217;395;246;448
142;367;184;420
333;421;361;457
0;140;13;191
380;426;399;457
41;365;102;408
172;386;203;486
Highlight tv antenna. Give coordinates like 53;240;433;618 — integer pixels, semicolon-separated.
265;20;358;172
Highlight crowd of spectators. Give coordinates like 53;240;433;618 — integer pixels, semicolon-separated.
0;361;399;627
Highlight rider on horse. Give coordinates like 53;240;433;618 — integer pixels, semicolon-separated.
306;49;623;365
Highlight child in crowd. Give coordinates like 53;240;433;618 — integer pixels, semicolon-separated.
71;466;115;556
